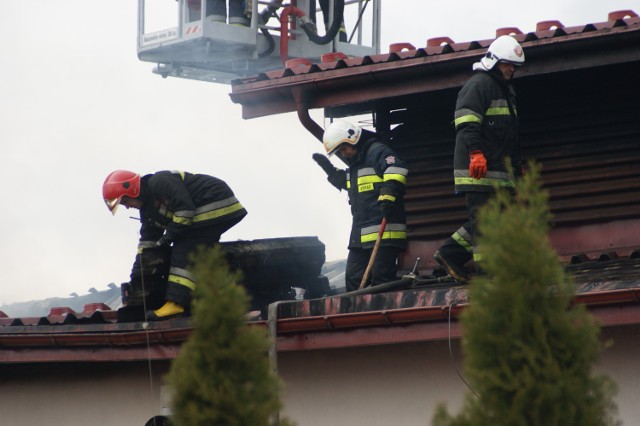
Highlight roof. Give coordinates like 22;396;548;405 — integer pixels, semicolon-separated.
0;285;122;318
231;9;640;268
2;10;640;365
0;254;639;363
229;9;640;119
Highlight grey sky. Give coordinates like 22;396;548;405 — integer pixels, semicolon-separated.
0;0;632;304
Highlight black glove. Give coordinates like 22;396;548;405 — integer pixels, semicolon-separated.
327;169;347;190
312;153;336;176
379;200;396;219
313;153;346;190
156;236;173;247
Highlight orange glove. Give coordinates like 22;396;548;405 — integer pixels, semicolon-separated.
469;150;487;179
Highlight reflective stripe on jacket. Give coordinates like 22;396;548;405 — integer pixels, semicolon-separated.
344;132;409;250
453;71;520;193
137;171;247;248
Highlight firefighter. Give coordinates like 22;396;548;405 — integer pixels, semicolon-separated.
206;0;249;26
434;35;525;283
103;170;247;320
313;121;409;292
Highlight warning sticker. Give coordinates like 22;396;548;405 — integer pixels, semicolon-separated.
141;28;179;47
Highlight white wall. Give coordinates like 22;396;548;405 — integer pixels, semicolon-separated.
0;324;637;425
279;324;640;426
279;339;468;426
0;361;171;426
597;325;640;423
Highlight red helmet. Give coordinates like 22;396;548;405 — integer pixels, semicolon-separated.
102;170;141;214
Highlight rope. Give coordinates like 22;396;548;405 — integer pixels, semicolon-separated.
447;302;479;399
138;253;158;422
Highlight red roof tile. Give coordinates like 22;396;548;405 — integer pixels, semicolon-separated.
232;9;639;88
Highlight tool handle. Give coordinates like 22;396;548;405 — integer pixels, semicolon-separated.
359;218;387;289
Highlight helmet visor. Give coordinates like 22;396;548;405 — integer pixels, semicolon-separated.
104;197;122;215
502;59;523;67
327;143;345;157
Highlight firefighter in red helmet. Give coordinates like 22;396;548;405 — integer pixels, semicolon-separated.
103;170;247;320
102;170;142;214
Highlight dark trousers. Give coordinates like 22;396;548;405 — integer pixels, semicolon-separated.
345;246;401;292
206;0;247;23
166;217;243;306
438;191;492;267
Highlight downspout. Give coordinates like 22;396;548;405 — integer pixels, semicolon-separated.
291;86;323;142
267;301;282;424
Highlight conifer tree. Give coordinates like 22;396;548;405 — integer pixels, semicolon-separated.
166;246;293;426
433;162;619;426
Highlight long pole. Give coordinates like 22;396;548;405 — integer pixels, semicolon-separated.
359;217;387;289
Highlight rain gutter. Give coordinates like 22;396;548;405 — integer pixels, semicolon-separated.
0;288;639;364
230;24;640;120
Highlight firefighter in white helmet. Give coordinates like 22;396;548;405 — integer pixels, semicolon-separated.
313;120;409;292
434;35;525;283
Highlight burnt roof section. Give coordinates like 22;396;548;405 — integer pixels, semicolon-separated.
1;253;639;362
229;10;640;119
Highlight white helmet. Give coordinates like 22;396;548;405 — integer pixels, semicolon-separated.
473;35;525;71
323;120;362;156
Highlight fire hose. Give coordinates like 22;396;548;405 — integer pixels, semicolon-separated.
279;0;345;65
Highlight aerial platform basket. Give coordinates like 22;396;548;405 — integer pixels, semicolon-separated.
137;0;381;84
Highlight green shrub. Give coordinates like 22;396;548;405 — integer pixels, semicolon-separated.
433;162;619;426
166;246;293;426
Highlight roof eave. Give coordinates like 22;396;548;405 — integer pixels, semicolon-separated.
1;288;639;363
230;25;640;120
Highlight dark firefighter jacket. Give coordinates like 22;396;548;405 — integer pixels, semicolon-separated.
136;170;247;251
453;70;520;193
332;131;409;250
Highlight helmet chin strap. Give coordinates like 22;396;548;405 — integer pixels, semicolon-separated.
472;61;490;71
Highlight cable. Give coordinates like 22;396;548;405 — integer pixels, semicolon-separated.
300;0;345;45
347;0;369;44
258;27;276;57
447;302;479;399
138;253;157;421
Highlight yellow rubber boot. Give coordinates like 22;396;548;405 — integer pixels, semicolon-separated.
148;301;185;321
